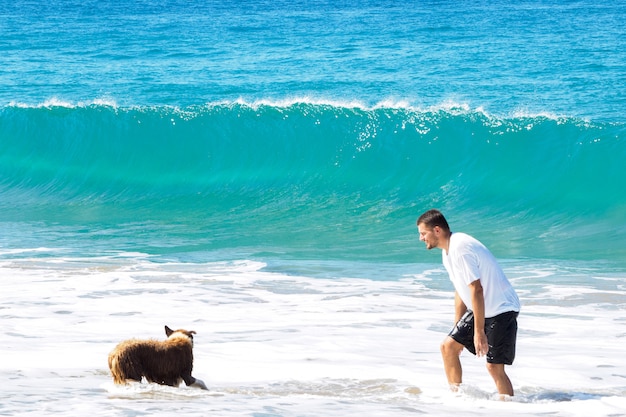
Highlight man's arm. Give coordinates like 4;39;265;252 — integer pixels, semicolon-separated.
454;291;467;324
469;279;488;357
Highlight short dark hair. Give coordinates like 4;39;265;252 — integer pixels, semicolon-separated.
417;209;450;232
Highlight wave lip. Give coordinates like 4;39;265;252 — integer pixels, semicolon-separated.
2;97;584;120
7;97;119;109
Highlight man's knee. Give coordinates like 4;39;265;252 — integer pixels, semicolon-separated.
441;336;463;357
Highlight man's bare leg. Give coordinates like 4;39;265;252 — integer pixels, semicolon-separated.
486;363;514;397
440;336;464;391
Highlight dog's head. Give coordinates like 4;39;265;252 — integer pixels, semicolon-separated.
165;325;196;345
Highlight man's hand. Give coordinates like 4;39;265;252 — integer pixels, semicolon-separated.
474;330;489;357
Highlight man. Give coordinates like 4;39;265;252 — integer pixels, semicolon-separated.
416;209;520;397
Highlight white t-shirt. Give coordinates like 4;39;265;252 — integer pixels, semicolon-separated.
442;232;520;318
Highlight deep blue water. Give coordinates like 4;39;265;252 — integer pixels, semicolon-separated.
3;0;626;119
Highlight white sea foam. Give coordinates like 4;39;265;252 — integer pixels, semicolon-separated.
3;97;588;123
1;255;625;416
212;96;482;115
7;97;119;109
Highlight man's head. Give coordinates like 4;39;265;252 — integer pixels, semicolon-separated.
417;209;451;250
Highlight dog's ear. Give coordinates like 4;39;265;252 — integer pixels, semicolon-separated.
165;325;174;337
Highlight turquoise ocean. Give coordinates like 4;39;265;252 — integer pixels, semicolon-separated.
1;1;625;416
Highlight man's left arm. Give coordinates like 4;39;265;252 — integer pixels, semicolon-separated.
469;279;488;357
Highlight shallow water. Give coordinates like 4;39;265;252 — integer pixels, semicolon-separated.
1;254;624;416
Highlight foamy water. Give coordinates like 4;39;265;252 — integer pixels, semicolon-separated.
1;252;624;416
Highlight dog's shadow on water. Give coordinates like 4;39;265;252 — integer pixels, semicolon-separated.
102;378;420;401
103;381;221;400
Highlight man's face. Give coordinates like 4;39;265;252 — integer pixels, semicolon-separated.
418;223;439;250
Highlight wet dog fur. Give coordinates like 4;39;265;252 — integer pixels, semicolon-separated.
108;325;207;389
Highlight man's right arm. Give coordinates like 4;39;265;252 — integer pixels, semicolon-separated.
454;291;467;324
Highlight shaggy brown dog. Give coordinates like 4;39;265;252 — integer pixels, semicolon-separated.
108;325;207;389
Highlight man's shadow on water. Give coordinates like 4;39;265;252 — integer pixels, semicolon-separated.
521;389;615;403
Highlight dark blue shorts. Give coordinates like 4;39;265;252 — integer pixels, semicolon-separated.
448;310;518;365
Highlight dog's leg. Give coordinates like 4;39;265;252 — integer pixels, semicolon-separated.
183;375;208;390
190;378;208;390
